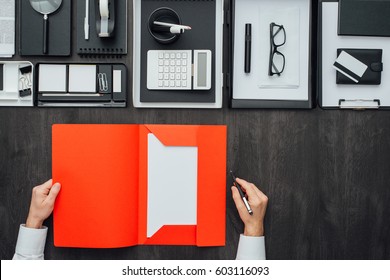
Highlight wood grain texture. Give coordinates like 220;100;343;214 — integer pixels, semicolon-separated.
1;0;390;260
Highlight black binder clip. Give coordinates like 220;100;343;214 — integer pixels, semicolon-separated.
19;65;32;97
96;0;115;38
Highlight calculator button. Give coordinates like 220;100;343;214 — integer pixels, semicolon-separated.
170;73;175;80
170;81;175;87
158;52;164;59
182;60;187;66
176;74;181;80
182;74;187;80
182;53;187;59
158;80;163;87
182;81;187;87
164;67;169;73
176;53;181;59
176;67;181;73
164;53;169;59
158;67;163;73
164;73;169;80
176;81;181;87
170;66;175;73
158;60;163;66
158;73;163;80
176;60;181;66
164;60;169;66
182;67;187;73
170;60;175;66
164;81;169;87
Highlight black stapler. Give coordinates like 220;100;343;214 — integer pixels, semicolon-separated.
95;0;115;38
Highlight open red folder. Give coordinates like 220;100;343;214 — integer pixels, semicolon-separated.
52;124;226;248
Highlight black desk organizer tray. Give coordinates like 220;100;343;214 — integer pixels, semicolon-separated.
19;0;71;56
0;61;34;107
132;0;223;108
227;0;316;109
318;0;390;110
76;0;127;55
36;63;127;107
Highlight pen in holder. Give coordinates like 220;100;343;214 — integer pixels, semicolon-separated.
148;7;182;44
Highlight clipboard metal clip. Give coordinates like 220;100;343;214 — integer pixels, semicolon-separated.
339;99;380;110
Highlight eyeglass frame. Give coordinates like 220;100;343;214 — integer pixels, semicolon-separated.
268;22;286;76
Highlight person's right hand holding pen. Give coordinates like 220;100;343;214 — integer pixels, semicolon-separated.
231;175;268;237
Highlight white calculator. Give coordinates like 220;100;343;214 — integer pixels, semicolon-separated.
147;50;212;90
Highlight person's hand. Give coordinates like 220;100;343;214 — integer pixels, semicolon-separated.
231;178;268;237
25;179;61;229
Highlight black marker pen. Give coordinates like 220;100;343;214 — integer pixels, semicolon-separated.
244;23;252;73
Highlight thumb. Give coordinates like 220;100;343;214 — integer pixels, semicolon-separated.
46;183;61;204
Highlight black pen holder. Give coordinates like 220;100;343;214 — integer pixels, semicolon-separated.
148;7;181;44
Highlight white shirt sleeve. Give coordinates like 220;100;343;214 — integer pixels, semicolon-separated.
236;234;266;260
13;224;48;260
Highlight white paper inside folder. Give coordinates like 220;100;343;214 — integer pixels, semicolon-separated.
147;133;197;238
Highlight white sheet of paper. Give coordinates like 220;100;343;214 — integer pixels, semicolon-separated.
232;0;310;101
38;64;67;92
321;3;390;107
0;0;15;58
68;65;96;93
147;133;197;238
3;63;18;92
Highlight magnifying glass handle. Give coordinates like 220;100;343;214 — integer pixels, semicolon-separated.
43;14;48;54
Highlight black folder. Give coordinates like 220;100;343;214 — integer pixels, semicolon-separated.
76;0;127;55
139;0;216;103
338;0;390;37
19;0;71;56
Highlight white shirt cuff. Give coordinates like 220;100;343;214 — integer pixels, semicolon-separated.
236;234;266;260
13;224;48;260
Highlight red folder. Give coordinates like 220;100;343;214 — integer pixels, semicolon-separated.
52;124;226;248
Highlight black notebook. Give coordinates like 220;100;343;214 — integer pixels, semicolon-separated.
338;0;390;37
76;0;127;55
19;0;71;56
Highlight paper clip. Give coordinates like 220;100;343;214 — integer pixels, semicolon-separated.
98;73;108;92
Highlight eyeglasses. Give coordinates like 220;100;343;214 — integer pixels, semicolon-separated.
268;22;286;76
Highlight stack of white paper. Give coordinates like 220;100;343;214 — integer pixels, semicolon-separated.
0;0;15;58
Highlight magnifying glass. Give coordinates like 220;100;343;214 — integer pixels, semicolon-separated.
29;0;63;54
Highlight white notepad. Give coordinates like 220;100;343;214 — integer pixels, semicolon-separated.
68;65;96;93
38;64;67;92
147;133;198;238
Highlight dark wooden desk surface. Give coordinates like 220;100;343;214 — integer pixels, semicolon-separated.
1;0;390;260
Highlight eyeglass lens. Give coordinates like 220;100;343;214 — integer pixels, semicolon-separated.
271;24;286;46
